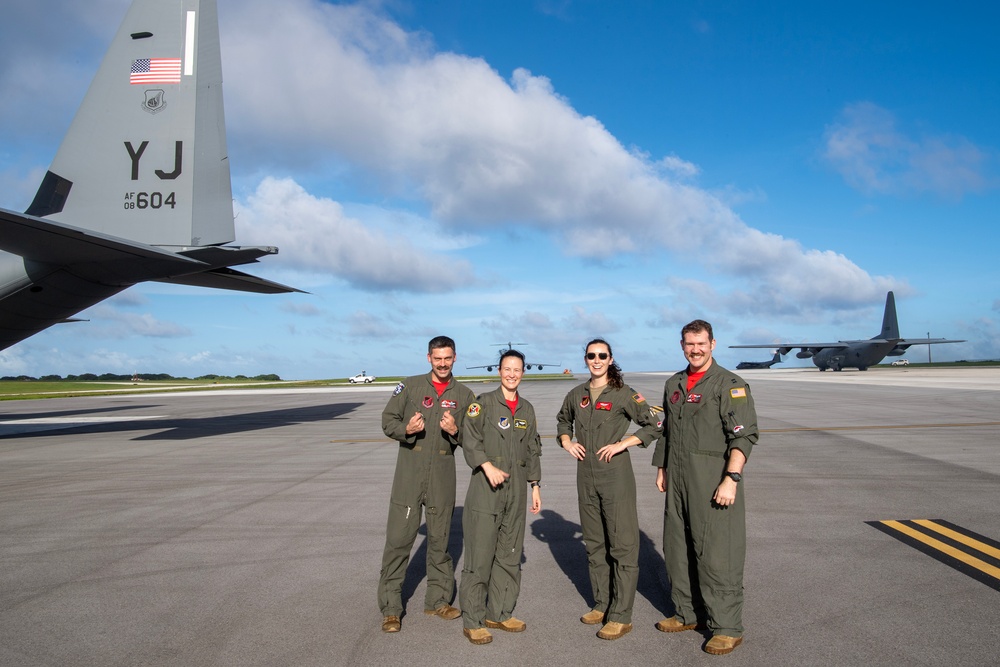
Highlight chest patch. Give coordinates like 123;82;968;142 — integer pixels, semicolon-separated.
686;393;702;403
595;401;612;411
498;416;511;430
514;419;528;429
440;399;457;409
670;390;682;404
580;395;591;409
422;396;434;408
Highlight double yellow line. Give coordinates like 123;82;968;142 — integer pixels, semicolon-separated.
870;519;1000;591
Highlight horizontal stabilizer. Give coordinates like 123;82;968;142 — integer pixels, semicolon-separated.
0;206;204;267
157;268;304;294
177;245;281;268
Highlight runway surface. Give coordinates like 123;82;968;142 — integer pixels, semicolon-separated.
1;367;998;666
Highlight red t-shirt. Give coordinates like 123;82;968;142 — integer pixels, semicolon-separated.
506;396;519;415
686;370;706;392
432;379;449;397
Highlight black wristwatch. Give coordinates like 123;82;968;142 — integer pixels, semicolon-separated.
724;471;742;483
530;481;540;489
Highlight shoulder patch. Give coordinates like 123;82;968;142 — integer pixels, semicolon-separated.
730;387;747;399
467;403;482;418
392;382;405;396
632;392;646;404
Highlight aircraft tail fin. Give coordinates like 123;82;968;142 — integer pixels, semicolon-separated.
878;291;901;340
28;0;233;249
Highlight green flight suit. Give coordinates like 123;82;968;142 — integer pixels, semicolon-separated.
458;388;542;629
556;382;660;624
378;373;476;617
653;363;758;638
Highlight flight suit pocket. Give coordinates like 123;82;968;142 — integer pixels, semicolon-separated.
385;500;420;549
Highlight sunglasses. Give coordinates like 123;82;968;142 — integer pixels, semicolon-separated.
586;352;609;360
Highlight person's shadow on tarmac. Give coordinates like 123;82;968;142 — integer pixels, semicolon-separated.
530;508;673;618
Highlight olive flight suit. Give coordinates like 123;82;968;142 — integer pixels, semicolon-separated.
458;388;542;630
556;382;660;624
653;363;758;638
378;373;476;617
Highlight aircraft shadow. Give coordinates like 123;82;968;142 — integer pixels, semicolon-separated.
530;508;672;616
0;405;155;419
398;506;465;615
0;403;362;440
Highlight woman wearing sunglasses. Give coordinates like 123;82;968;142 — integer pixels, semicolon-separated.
556;338;661;641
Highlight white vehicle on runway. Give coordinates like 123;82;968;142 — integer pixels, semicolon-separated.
891;359;910;366
349;371;376;383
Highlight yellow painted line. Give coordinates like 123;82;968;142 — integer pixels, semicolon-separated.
913;520;1000;561
880;520;1000;580
764;421;1000;433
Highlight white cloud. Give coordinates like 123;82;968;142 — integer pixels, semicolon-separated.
220;0;896;303
280;302;322;317
823;101;993;199
236;177;475;292
79;305;192;339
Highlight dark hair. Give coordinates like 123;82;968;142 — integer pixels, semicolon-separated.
499;348;525;369
584;338;624;389
428;335;456;354
681;320;714;342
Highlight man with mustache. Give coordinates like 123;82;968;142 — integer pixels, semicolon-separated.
378;336;476;633
653;320;759;655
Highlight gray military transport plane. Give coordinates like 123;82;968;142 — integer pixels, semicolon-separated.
0;0;300;352
730;291;964;371
736;351;783;370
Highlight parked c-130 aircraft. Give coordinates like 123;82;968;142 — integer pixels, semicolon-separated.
730;291;964;371
0;0;300;352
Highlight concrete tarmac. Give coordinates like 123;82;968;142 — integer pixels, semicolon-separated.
1;367;998;666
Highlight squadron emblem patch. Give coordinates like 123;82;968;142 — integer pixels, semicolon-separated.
393;382;405;396
467;403;482;418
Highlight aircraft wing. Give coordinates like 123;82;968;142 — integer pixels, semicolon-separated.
893;338;966;346
731;342;850;354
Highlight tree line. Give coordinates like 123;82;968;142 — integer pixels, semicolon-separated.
1;373;283;382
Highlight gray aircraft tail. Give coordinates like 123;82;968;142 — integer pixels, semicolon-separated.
877;291;901;340
27;0;233;249
0;0;298;351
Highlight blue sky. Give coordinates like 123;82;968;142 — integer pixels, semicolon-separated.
1;0;997;379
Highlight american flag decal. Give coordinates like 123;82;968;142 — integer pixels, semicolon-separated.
130;58;182;84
